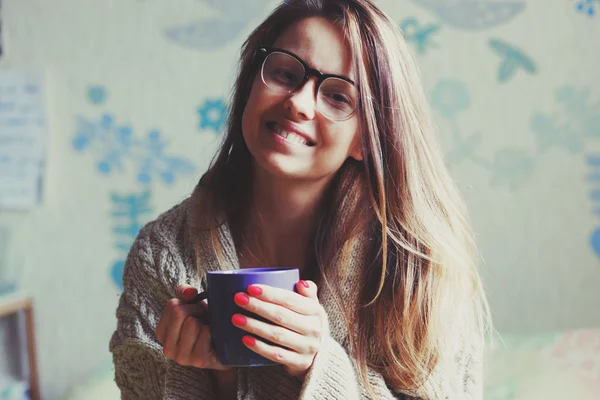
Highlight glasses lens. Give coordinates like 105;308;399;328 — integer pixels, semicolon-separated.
318;78;358;120
262;52;305;93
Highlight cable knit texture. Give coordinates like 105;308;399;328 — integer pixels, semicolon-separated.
110;183;483;399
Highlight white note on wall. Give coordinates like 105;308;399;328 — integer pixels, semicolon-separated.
0;71;47;210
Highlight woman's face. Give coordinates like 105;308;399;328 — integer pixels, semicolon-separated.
241;16;363;183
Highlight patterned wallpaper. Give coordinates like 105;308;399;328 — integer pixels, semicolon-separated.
0;0;598;398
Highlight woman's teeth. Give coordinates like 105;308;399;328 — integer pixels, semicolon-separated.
271;123;310;146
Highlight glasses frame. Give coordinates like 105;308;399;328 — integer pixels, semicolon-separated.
253;46;360;121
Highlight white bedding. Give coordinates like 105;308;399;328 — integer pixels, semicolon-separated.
62;329;600;400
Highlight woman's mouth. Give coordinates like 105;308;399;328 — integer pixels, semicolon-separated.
266;121;315;147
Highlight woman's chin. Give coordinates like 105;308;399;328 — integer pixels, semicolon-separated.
253;155;312;181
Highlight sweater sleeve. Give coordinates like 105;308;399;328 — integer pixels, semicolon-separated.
109;230;217;400
298;334;483;400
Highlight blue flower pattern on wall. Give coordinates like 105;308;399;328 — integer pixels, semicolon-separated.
73;86;197;289
431;80;535;190
587;155;600;260
531;86;600;154
432;81;600;258
87;85;107;105
198;98;228;134
411;0;525;30
110;191;153;290
575;0;599;16
73;113;196;185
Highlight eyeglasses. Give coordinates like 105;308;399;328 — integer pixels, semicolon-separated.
253;46;359;121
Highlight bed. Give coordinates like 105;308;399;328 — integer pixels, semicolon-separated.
61;329;600;400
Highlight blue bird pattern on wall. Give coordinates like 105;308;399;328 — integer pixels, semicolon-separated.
488;39;537;83
400;17;442;54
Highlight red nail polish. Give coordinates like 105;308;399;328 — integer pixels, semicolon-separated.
183;288;196;301
300;280;310;288
242;336;256;347
231;314;247;326
247;285;262;296
234;292;250;306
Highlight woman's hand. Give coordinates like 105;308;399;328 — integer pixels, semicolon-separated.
155;284;230;371
232;280;329;380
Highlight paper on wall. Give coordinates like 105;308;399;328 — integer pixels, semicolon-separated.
0;70;47;210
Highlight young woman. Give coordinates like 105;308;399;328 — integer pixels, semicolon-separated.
110;0;492;399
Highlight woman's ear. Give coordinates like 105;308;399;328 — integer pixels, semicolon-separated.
349;134;364;161
350;150;364;161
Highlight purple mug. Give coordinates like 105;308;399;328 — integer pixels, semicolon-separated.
195;267;300;367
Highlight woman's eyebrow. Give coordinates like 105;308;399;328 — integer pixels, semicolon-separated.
281;47;354;81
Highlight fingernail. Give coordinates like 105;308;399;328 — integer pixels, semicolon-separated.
183;288;196;301
231;314;247;326
234;292;250;306
300;280;310;288
242;336;256;347
247;285;262;296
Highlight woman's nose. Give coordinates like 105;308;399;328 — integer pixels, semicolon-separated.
284;77;318;120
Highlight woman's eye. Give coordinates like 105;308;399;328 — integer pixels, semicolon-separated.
274;69;298;84
328;93;350;104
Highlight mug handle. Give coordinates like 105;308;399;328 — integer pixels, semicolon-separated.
191;290;210;324
192;291;208;303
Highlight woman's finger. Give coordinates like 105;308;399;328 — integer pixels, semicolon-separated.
234;293;313;335
162;302;189;358
245;284;318;316
176;284;199;302
241;335;311;375
175;315;203;365
191;326;226;370
232;313;320;354
160;301;207;357
295;280;318;299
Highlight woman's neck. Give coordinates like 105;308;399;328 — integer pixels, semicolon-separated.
238;168;330;274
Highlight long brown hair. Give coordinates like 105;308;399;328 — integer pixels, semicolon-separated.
198;0;492;397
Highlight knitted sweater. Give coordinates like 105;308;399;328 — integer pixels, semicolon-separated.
109;183;483;399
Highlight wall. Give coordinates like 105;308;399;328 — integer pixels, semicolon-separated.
0;0;599;398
